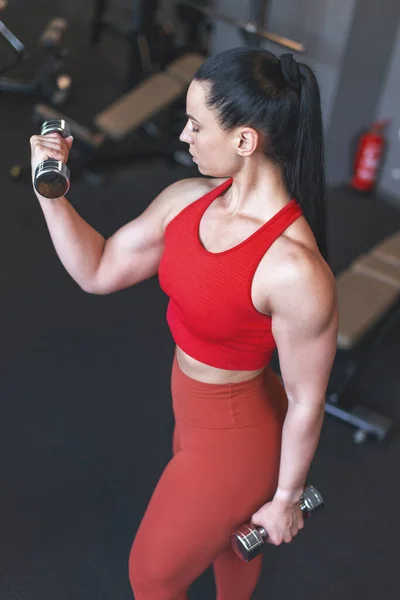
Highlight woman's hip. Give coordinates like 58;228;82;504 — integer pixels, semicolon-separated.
171;351;287;430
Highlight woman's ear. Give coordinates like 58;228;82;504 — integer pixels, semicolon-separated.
237;127;260;157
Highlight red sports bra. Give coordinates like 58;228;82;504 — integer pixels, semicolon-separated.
158;177;303;370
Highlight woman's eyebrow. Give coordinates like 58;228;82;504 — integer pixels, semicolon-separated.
186;113;201;124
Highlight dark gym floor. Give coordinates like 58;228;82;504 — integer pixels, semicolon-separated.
1;2;400;599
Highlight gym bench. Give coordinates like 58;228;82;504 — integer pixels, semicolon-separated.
326;231;400;443
30;52;204;178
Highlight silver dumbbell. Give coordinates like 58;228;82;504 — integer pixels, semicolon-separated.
34;119;71;199
231;485;324;562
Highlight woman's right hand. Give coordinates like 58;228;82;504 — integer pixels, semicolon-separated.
30;132;73;197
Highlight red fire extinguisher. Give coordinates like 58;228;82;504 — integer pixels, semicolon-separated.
350;120;390;193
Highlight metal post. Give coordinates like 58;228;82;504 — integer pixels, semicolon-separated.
91;0;107;43
126;0;160;90
249;0;269;30
245;0;270;48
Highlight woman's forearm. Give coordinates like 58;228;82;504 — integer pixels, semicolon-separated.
273;401;325;504
38;196;106;291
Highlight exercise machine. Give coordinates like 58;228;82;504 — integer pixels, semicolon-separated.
176;0;305;53
89;0;303;92
0;16;71;105
90;0;178;90
73;0;304;175
12;52;205;187
14;0;307;186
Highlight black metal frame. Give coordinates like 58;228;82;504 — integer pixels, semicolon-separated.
0;19;27;75
0;19;70;103
246;0;269;48
89;0;304;92
324;299;400;442
90;0;165;89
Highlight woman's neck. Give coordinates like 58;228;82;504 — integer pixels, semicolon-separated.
224;155;291;217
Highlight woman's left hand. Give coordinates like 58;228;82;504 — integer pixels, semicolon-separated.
250;497;304;546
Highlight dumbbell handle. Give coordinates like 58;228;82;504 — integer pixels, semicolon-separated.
257;485;323;540
231;485;323;562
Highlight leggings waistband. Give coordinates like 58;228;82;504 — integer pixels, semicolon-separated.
171;353;283;429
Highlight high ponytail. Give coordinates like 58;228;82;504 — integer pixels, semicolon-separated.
288;62;328;261
194;47;329;262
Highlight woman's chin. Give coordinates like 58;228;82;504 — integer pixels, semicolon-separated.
196;162;212;176
194;160;227;178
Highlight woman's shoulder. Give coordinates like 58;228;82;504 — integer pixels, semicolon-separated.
255;213;334;306
163;177;229;229
267;215;331;281
263;232;335;315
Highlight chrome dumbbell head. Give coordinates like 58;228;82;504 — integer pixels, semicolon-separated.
299;485;324;517
40;119;71;138
34;160;70;199
231;485;324;562
231;524;265;563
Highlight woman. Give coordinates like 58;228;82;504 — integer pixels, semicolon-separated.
30;48;338;599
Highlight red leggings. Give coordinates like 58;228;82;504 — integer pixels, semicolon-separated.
129;352;288;599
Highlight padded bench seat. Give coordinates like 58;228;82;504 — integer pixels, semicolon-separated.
94;53;205;141
94;73;184;141
336;240;400;350
371;231;400;267
327;239;400;441
336;270;399;350
166;52;205;84
351;253;400;289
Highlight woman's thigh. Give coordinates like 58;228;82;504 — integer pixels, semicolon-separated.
130;417;282;592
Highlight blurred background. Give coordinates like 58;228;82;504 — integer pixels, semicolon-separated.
0;1;400;599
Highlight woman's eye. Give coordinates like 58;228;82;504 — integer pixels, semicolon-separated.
192;127;199;133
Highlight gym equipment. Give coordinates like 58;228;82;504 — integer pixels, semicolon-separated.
325;233;400;443
231;485;323;562
91;0;177;90
34;120;71;199
0;17;71;105
270;231;400;444
176;0;213;54
12;52;204;187
176;0;305;53
0;19;27;75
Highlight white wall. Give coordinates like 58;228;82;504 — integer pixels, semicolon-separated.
376;27;400;202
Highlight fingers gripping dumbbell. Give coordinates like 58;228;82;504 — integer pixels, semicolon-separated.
231;485;324;562
34;119;71;199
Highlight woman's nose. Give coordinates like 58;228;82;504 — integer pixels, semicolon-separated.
179;121;193;144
